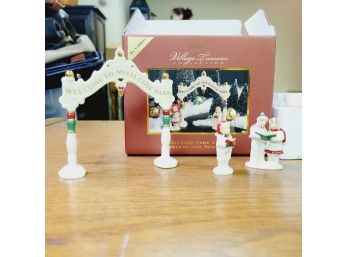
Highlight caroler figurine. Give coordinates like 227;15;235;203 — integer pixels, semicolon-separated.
264;117;286;170
245;112;269;169
174;98;187;128
170;103;181;131
213;121;236;175
211;106;223;130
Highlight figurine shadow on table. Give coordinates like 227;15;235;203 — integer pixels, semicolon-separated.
245;113;286;170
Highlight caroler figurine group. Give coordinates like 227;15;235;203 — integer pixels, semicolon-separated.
212;111;286;175
57;47;287;179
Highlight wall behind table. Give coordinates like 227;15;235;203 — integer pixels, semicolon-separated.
147;0;302;93
77;0;131;45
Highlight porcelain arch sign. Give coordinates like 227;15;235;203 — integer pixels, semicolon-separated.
58;48;178;180
177;71;231;102
59;48;174;112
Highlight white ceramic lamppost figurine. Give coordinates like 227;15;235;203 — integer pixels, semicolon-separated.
154;73;178;169
58;71;86;179
264;117;286;170
58;48;178;179
213;121;236;175
245;112;269;169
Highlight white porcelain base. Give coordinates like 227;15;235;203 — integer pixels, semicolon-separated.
154;156;178;169
265;162;284;170
58;164;86;179
213;165;234;175
245;161;269;170
245;161;283;170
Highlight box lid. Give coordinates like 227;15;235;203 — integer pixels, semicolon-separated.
124;9;275;36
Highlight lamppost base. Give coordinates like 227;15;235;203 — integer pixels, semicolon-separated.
154;156;178;169
58;164;86;179
213;165;234;175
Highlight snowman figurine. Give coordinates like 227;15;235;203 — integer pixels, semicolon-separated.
245;112;269;169
170;103;181;131
212;106;223;130
265;117;286;170
213;121;236;175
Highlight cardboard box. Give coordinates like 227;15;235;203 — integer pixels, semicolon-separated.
122;9;276;155
273;93;302;160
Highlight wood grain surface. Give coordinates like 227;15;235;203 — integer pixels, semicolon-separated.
46;121;302;257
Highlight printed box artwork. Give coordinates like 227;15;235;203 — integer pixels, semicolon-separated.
147;69;249;134
122;9;276;155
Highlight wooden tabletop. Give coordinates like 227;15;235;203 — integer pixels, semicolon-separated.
46;121;301;257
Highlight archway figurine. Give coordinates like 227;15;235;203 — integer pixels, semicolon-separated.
58;48;178;179
177;71;231;129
